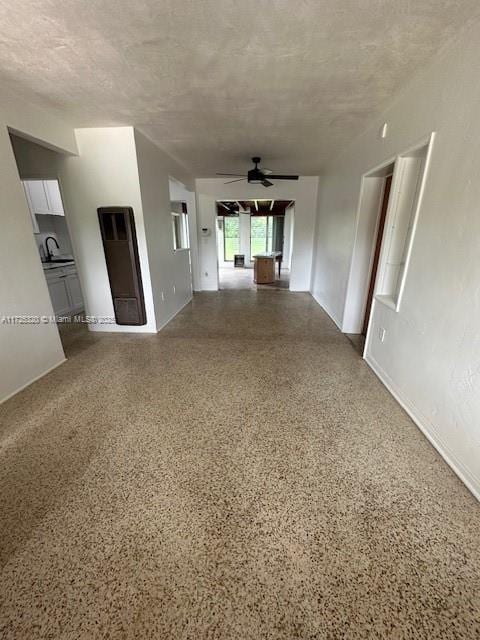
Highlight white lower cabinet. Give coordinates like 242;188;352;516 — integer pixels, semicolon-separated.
47;275;71;316
65;273;84;314
45;265;84;316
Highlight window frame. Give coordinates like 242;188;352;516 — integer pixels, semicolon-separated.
171;202;190;252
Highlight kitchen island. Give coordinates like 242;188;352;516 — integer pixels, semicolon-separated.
253;252;282;284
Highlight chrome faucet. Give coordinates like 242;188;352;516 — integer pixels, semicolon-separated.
45;236;59;261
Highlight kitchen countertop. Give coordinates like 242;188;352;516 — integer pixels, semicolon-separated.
42;261;75;270
252;252;282;259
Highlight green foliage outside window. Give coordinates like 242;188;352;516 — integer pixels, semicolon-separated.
224;217;240;261
250;216;273;256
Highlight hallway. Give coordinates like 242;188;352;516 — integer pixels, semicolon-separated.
0;291;479;639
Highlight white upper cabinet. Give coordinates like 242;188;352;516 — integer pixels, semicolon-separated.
22;179;65;218
22;182;40;233
44;180;64;215
23;180;50;215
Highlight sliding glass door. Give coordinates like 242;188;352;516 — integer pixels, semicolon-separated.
250;216;276;256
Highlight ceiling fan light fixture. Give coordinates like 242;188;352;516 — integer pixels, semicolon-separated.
218;157;299;188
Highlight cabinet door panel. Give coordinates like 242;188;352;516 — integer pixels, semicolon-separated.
22;183;40;232
47;277;71;316
44;180;65;215
66;274;84;311
25;180;50;215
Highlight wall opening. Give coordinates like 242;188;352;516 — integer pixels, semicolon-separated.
8;132;86;354
343;134;435;347
215;199;294;290
374;143;431;311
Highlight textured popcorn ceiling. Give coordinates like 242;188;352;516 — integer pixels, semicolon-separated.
0;0;477;175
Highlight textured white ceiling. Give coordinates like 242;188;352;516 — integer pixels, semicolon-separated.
0;1;477;175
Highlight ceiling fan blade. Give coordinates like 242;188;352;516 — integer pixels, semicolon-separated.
224;178;247;184
262;179;273;187
267;175;299;180
216;173;246;177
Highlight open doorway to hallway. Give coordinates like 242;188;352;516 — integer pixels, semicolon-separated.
216;199;294;290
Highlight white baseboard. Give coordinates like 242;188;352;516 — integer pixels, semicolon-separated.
156;296;192;332
365;353;480;502
90;324;157;334
0;358;67;405
310;291;343;330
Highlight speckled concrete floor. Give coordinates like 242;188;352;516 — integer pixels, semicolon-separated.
219;267;290;289
1;291;479;639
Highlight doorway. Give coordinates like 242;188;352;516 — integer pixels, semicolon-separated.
9;132;86;354
216;200;294;290
362;174;392;336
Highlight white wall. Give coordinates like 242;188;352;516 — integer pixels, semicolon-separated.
195;178;319;291
169;177;201;292
134;132;194;330
0;93;77;402
239;212;252;266
342;176;385;333
311;19;480;498
9;133;63;179
60;127;157;333
60;128;196;334
283;205;294;270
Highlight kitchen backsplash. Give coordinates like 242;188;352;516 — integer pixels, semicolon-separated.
34;214;73;260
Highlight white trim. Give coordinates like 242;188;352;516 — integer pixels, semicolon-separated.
374;294;397;311
361;132;433;180
394;132;436;311
372;133;436;313
365;352;480;503
156;295;192;332
0;358;66;405
342;176;387;333
342;176;367;328
374;159;403;300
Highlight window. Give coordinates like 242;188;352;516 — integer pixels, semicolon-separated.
250;216;274;256
171;201;189;250
223;216;240;261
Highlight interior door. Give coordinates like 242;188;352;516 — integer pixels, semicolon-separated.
362;174;392;336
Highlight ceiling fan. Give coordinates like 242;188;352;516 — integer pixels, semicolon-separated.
216;157;299;188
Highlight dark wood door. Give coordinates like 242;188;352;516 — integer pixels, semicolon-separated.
362;175;392;336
